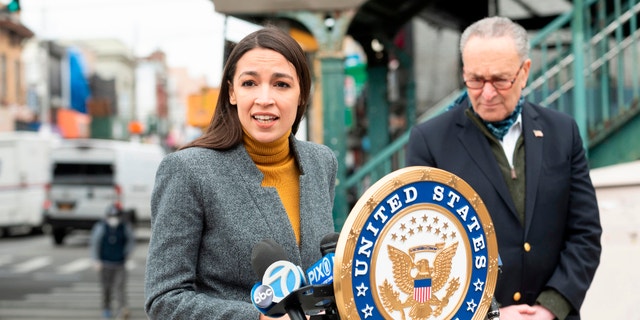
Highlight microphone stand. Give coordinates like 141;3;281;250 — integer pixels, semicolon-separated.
263;284;339;320
487;297;500;320
487;257;502;320
285;308;307;320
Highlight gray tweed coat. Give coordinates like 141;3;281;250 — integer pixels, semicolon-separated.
144;137;337;319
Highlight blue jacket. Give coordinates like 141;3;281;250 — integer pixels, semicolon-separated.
90;220;135;266
406;100;601;319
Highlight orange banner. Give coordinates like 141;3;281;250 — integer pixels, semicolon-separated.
187;88;219;128
57;108;91;138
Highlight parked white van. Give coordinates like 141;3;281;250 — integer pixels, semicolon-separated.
0;132;52;237
44;139;165;245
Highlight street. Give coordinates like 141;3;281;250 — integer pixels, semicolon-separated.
0;183;638;320
0;229;150;320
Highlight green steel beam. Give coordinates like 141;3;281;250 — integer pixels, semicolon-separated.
572;0;589;150
285;10;355;230
366;66;390;183
321;56;349;229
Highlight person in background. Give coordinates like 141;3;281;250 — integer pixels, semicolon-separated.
144;26;337;320
406;16;601;319
90;204;135;320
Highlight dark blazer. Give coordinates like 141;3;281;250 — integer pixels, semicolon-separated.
144;137;337;320
406;100;601;319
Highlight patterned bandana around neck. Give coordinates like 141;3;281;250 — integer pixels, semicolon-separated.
474;96;524;141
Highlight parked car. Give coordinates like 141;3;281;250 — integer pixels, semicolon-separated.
44;139;165;245
0;132;52;237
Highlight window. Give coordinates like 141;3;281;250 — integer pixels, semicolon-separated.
52;163;115;185
0;54;6;102
14;59;20;102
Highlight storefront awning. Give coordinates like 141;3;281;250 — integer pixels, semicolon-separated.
0;17;34;38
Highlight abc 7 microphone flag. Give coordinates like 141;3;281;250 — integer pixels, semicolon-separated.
252;260;306;308
250;239;307;316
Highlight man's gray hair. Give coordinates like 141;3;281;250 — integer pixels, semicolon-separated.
460;16;530;61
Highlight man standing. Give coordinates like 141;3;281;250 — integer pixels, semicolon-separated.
406;16;601;319
90;205;135;319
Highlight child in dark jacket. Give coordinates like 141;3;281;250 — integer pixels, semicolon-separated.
90;205;135;320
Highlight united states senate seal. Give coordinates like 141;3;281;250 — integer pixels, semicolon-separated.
334;166;499;320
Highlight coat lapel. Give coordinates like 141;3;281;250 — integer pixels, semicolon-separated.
522;104;543;238
296;145;316;264
233;146;299;253
456;107;519;218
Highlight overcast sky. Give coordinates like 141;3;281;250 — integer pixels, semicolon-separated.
17;0;260;86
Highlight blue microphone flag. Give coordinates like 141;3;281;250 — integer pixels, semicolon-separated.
306;252;335;285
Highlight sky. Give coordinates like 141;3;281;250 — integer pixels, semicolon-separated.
17;0;261;86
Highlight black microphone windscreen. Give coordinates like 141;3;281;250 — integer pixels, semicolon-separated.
319;232;340;255
251;239;289;278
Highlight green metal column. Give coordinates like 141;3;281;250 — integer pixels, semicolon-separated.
384;39;416;130
366;66;390;182
572;0;589;150
320;54;349;229
286;10;356;230
596;1;610;130
405;64;416;131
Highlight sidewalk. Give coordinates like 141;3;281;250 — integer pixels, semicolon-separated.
581;161;640;319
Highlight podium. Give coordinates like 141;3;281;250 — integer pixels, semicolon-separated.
331;166;499;319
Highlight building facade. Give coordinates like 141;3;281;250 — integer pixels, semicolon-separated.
0;8;33;131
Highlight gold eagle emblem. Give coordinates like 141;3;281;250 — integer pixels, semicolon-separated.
379;242;460;319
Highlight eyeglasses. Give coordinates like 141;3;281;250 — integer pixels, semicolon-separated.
463;62;525;90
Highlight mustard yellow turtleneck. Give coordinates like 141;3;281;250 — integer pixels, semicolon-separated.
243;129;302;243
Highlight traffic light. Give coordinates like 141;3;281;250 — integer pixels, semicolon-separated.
1;0;20;13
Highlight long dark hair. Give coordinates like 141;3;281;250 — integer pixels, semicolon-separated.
181;26;311;150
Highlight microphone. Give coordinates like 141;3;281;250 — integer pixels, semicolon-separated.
487;255;503;320
306;233;339;286
487;298;500;320
250;239;307;320
319;232;340;256
250;239;287;315
305;233;341;319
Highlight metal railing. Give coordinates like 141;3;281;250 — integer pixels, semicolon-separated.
334;0;640;227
